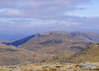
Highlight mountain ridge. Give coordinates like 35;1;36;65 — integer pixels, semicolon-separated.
0;31;99;65
3;31;99;47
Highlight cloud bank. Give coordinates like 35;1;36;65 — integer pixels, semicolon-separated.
0;0;99;40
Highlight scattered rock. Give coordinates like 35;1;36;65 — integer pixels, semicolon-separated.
80;62;97;70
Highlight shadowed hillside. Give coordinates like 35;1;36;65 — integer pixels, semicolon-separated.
3;34;40;47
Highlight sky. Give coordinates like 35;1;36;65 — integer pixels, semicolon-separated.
0;0;99;40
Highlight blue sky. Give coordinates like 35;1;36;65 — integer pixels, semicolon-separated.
0;0;99;40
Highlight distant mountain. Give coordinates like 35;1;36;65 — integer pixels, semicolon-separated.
4;31;99;56
67;32;99;42
4;31;99;47
3;33;40;47
16;31;94;52
1;31;99;65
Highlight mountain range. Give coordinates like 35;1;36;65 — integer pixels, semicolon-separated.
0;31;99;65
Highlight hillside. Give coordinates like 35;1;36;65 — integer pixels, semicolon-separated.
16;31;95;62
0;43;43;66
1;31;99;65
67;43;99;63
13;32;99;56
10;31;97;51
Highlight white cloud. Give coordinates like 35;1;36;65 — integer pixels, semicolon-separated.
0;0;99;36
0;0;90;19
0;8;24;17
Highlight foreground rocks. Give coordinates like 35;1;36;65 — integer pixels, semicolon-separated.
0;62;99;71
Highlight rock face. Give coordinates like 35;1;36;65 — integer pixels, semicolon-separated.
80;62;97;70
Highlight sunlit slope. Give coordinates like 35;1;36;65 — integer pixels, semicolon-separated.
68;43;99;63
0;43;40;66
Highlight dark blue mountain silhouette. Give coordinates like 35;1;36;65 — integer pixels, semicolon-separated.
3;34;40;47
